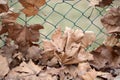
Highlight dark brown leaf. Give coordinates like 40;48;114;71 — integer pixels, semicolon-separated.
90;0;113;7
1;12;19;23
101;7;120;34
0;0;9;13
0;23;43;46
90;45;120;70
0;4;9;13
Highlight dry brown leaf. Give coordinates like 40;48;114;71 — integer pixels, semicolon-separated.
38;67;62;80
43;27;95;65
78;62;92;75
78;48;93;62
0;0;9;13
0;23;23;40
101;7;120;34
1;12;19;23
103;35;119;47
56;63;97;80
81;69;96;80
90;0;113;7
5;60;42;80
58;65;79;80
6;60;59;80
22;7;38;17
0;55;10;79
43;40;55;52
19;0;46;17
97;72;114;80
52;28;67;52
77;63;97;80
64;27;84;56
26;46;41;60
0;23;43;46
0;41;18;64
90;44;120;70
81;31;96;48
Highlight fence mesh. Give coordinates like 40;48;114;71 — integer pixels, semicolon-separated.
0;0;113;50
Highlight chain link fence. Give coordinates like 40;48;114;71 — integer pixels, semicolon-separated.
0;0;113;50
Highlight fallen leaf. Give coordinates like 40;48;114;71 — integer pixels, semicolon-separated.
90;0;113;7
16;25;43;46
81;69;96;80
43;40;56;52
97;71;114;80
58;65;79;80
77;63;97;80
103;34;119;47
101;7;120;34
0;0;9;13
78;48;93;62
5;60;42;80
1;12;19;23
51;28;67;52
22;7;38;17
57;63;97;80
90;44;120;70
0;23;43;46
0;55;10;79
0;40;18;64
26;46;42;60
19;0;46;16
43;27;95;65
81;31;96;48
77;62;92;75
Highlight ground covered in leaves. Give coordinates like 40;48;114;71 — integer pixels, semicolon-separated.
0;0;120;80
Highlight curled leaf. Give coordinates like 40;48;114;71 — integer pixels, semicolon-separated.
43;27;95;65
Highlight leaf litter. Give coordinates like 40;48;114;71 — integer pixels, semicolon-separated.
0;0;120;80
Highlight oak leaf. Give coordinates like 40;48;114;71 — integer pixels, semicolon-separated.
19;0;46;17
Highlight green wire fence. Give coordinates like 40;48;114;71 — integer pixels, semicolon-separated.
0;0;113;50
